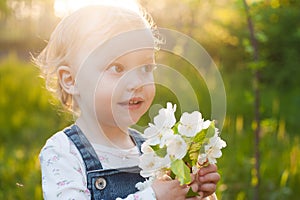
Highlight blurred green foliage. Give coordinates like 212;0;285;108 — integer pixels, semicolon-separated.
1;0;300;200
0;53;71;199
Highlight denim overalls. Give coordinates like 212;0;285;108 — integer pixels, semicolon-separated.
64;125;146;200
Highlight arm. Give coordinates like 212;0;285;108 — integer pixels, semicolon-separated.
39;132;90;199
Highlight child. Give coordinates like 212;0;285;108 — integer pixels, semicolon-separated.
36;2;220;200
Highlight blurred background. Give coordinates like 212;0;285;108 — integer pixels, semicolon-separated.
0;0;299;199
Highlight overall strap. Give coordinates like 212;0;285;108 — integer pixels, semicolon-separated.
128;128;145;154
64;125;103;171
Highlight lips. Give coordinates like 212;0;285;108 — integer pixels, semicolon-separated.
118;97;145;110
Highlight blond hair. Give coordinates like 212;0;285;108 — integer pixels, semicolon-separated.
34;3;159;113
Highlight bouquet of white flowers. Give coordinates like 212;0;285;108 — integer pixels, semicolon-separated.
136;102;226;195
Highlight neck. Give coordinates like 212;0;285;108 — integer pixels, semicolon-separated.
75;115;135;149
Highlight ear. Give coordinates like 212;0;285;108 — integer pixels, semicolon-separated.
57;66;79;95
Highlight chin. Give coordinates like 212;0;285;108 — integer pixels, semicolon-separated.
128;116;142;125
112;115;140;129
130;109;147;124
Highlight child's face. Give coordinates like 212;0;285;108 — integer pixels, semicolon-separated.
75;48;156;129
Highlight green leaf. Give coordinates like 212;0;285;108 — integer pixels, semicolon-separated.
150;145;167;157
193;130;206;143
206;122;216;138
188;131;205;165
186;187;200;198
182;151;193;166
173;122;180;134
188;142;201;165
170;159;191;185
170;170;176;180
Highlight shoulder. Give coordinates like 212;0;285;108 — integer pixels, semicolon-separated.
39;127;90;199
40;128;71;155
39;127;84;169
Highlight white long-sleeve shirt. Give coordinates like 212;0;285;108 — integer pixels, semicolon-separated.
39;130;156;200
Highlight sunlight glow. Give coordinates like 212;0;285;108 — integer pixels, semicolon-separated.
54;0;140;18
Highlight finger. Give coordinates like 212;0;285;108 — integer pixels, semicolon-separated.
199;172;220;184
189;173;196;184
198;164;218;176
199;182;217;193
189;182;199;193
170;179;184;187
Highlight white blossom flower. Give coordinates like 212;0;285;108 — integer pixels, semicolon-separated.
159;128;174;147
144;103;176;136
141;142;154;154
198;136;227;165
197;153;208;165
214;127;220;137
166;134;187;159
157;102;177;128
139;152;171;178
178;111;211;137
144;102;176;146
135;177;154;191
138;102;226;187
192;165;199;175
144;123;160;139
203;120;211;129
153;168;170;180
145;128;174;148
139;152;157;177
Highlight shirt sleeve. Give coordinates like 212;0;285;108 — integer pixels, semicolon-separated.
116;187;156;200
39;132;90;200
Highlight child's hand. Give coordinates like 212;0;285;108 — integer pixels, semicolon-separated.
196;164;220;198
152;178;191;200
151;164;220;200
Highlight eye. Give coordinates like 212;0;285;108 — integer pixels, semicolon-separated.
141;64;157;73
107;63;125;73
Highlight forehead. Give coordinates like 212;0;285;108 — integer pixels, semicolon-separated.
113;49;154;64
70;6;154;68
79;28;155;71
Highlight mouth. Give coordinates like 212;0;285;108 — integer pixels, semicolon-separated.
119;97;144;110
129;99;142;105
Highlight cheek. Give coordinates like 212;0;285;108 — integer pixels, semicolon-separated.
142;74;155;99
95;74;119;102
94;81;114;114
142;83;156;113
147;84;156;102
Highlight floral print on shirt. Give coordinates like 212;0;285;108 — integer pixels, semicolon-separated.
39;130;156;200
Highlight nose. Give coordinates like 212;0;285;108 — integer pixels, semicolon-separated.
127;76;144;92
126;69;146;92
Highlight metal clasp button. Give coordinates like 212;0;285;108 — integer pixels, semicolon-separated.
95;177;106;190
